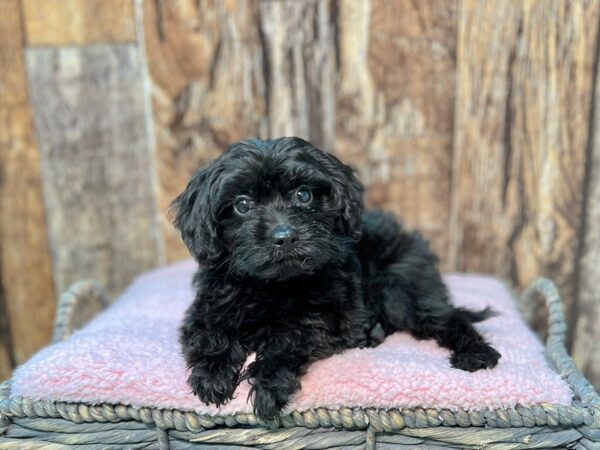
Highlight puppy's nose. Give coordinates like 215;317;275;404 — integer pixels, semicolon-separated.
271;225;298;250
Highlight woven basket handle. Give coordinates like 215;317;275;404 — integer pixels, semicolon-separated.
52;281;110;342
523;278;600;407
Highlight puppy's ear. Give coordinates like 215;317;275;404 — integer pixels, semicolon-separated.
323;153;364;240
170;165;223;265
338;164;364;240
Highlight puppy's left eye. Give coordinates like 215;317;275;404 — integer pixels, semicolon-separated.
295;187;313;205
234;196;253;215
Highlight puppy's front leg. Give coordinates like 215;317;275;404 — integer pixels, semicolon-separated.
244;334;313;420
180;321;247;406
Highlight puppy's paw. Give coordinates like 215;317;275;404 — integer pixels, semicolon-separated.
246;364;299;421
188;365;238;406
357;335;382;349
250;383;287;421
357;323;385;349
451;343;501;372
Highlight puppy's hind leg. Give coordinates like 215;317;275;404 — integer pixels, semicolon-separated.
410;302;501;371
379;272;500;371
361;212;500;371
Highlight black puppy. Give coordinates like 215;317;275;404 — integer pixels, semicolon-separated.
172;137;500;420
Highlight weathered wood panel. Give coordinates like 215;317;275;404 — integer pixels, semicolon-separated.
449;0;600;326
259;0;336;150
143;0;267;261
145;0;457;264
573;32;600;387
0;283;11;379
335;0;457;265
22;0;136;46
25;44;164;296
0;0;56;377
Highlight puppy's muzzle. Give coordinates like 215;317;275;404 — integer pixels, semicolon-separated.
271;224;298;252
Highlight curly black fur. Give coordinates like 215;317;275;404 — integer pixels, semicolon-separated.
172;137;501;420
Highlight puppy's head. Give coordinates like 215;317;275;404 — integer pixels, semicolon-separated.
171;137;363;280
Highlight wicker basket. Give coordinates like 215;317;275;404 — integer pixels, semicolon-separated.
1;278;599;449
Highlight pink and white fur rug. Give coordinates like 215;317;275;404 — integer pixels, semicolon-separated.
11;259;572;415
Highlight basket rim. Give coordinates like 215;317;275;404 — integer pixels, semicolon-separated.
0;379;598;432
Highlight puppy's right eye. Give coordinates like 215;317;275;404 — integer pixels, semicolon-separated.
234;196;253;215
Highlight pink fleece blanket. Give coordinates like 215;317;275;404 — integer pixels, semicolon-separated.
11;260;572;414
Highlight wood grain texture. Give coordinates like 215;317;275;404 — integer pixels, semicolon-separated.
145;0;457;264
335;0;457;265
449;0;600;325
22;0;136;46
0;293;11;379
143;0;267;261
259;0;336;150
573;29;600;387
25;44;165;296
0;0;56;376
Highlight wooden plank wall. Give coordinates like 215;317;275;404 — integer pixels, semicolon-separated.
335;0;457;264
23;0;164;296
25;44;164;296
0;0;56;380
573;21;600;385
450;0;600;332
143;0;267;261
0;0;164;379
0;0;599;388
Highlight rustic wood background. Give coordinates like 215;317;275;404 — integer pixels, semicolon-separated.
0;0;599;389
